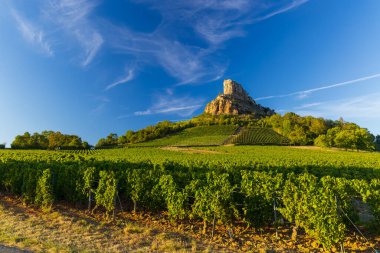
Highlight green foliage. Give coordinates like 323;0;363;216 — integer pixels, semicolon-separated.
35;169;54;211
334;130;357;150
21;167;39;204
96;112;375;151
81;167;96;196
240;171;283;226
159;174;187;220
117;120;190;146
260;113;331;145
226;127;289;145
135;125;238;147
11;131;89;150
314;134;328;148
278;173;346;249
1;146;380;250
94;171;117;215
191;172;237;226
95;133;118;148
315;124;375;151
352;179;380;223
127;168;162;211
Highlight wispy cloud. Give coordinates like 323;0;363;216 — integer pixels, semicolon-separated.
91;96;109;115
109;25;227;86
11;9;53;56
254;0;309;22
109;0;308;85
294;102;322;109
105;69;135;91
255;72;380;101
43;0;103;67
9;0;103;66
294;93;380;120
133;92;205;117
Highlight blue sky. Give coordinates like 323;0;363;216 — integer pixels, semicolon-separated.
1;0;380;145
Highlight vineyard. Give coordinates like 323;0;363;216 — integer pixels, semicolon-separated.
1;146;380;251
224;127;289;145
132;125;238;147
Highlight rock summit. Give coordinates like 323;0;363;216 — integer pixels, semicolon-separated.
204;80;275;117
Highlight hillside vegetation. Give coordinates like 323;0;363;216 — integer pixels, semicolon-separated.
94;113;378;151
133;125;238;147
225;127;289;145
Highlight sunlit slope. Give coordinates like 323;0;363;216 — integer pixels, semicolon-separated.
225;127;289;145
133;125;238;147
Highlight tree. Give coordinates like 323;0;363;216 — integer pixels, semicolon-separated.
334;130;356;150
68;137;82;149
309;118;327;136
355;128;375;151
325;127;341;147
11;131;88;150
82;141;91;149
11;132;31;149
375;135;380;144
288;125;308;145
375;135;380;151
314;134;329;148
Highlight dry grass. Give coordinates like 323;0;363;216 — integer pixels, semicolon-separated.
0;195;213;253
0;194;379;252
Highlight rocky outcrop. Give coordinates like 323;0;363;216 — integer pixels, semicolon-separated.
204;80;275;117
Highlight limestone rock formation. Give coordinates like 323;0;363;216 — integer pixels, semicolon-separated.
204;80;275;117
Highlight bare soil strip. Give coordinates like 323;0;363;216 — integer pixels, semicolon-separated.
161;146;223;154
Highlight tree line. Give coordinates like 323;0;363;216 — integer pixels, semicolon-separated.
11;131;91;150
261;113;377;151
4;113;378;151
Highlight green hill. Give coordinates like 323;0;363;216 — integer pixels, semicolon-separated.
132;125;289;147
224;127;289;145
133;125;238;147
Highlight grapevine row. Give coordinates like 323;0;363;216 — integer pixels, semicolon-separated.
0;160;379;249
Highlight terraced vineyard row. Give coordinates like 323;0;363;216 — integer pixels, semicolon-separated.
225;127;289;145
133;125;238;147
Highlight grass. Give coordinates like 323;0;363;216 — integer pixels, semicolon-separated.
0;195;212;253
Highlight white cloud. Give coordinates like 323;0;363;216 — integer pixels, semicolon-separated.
254;0;309;22
294;102;322;109
110;26;227;85
105;69;135;91
255;72;380;101
294;93;380;120
133;93;205;117
11;9;53;56
42;0;103;66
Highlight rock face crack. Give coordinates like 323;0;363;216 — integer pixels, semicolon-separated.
204;79;275;117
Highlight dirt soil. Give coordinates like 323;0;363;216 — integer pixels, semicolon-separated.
161;146;223;154
0;194;379;252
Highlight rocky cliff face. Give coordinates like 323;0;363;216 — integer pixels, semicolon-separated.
204;80;275;117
